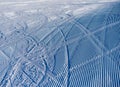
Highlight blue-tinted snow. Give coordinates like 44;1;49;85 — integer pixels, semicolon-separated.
0;0;120;87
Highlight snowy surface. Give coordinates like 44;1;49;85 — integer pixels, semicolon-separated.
0;0;120;87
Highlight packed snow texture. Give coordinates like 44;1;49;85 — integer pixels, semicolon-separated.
0;0;119;87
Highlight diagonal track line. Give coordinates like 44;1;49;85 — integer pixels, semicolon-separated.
46;20;120;59
55;44;120;78
71;4;114;54
68;8;104;60
70;44;120;72
46;4;117;57
45;19;120;80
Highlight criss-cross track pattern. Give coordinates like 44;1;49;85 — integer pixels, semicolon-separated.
0;1;120;87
